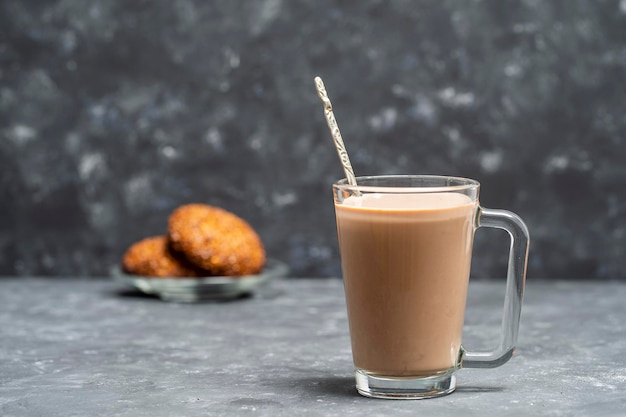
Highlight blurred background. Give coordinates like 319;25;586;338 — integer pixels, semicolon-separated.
1;0;625;279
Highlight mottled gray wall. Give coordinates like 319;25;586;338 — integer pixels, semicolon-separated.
1;0;625;279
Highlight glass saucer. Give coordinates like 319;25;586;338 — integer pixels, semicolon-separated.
112;259;288;302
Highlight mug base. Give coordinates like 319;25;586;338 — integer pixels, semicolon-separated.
354;368;457;399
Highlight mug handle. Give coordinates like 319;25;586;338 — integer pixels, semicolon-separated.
462;207;530;368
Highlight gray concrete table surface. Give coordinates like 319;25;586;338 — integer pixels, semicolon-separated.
0;277;625;417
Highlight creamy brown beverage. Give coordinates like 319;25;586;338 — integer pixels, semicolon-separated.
335;192;477;376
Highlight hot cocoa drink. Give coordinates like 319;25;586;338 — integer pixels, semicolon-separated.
335;192;477;376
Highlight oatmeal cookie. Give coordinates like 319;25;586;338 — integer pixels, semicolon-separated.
121;235;207;277
167;204;266;276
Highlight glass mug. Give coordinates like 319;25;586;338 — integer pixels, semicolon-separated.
333;175;529;399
